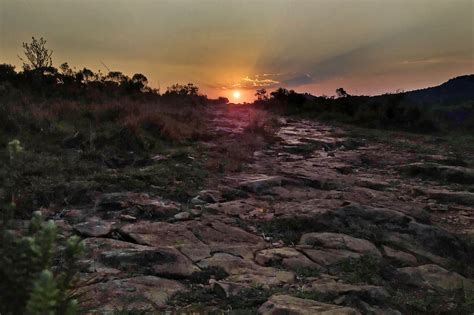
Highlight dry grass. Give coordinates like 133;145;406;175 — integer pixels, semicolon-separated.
243;111;280;141
10;98;211;143
120;103;210;142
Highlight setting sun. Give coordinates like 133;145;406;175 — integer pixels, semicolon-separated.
233;91;241;99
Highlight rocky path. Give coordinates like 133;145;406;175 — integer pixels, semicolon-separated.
65;105;473;314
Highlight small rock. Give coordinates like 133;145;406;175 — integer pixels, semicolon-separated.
190;196;206;205
198;190;221;203
189;208;203;216
174;212;190;220
118;214;137;221
151;154;168;161
238;175;283;194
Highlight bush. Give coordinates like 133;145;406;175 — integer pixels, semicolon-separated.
0;212;84;315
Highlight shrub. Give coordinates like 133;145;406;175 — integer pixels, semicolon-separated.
0;212;84;314
339;255;383;285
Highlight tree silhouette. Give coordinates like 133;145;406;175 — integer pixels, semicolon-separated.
336;88;350;98
270;87;290;101
59;62;73;76
131;73;148;90
0;64;16;81
106;71;127;84
255;88;268;101
75;68;95;83
166;83;199;96
19;37;53;71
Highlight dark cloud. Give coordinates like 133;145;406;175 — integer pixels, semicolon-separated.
282;74;313;87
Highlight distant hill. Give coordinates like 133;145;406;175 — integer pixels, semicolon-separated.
403;74;474;105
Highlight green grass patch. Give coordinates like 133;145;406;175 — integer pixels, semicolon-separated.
170;285;272;314
338;255;384;285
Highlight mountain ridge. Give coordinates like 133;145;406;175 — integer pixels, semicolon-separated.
399;74;474;104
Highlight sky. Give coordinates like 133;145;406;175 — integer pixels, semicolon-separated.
1;0;473;102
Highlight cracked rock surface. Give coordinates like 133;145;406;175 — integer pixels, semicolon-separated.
49;106;474;313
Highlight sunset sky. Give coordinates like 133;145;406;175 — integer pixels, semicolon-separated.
1;0;473;102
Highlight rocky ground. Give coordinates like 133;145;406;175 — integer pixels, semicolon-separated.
50;105;473;314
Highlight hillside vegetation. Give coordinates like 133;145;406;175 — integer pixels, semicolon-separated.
254;76;474;134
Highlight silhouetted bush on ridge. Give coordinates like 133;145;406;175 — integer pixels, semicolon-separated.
256;83;474;133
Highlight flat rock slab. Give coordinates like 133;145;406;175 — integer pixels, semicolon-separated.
73;220;114;237
355;177;391;191
382;245;417;266
258;294;361;315
99;247;200;278
397;264;470;292
255;247;323;271
188;220;267;259
78;276;185;312
198;253;294;287
191;220;263;245
299;232;381;257
83;237;154;260
305;281;389;302
119;221;211;262
301;248;362;267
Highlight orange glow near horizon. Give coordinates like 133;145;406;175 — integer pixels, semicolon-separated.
2;1;471;99
223;89;255;104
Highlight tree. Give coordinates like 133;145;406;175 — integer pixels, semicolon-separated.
59;62;73;76
19;37;53;71
270;87;290;101
165;83;199;96
185;83;199;96
105;71;127;84
217;96;229;104
131;73;148;91
255;88;268;101
77;68;95;83
0;64;16;82
336;87;350;98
